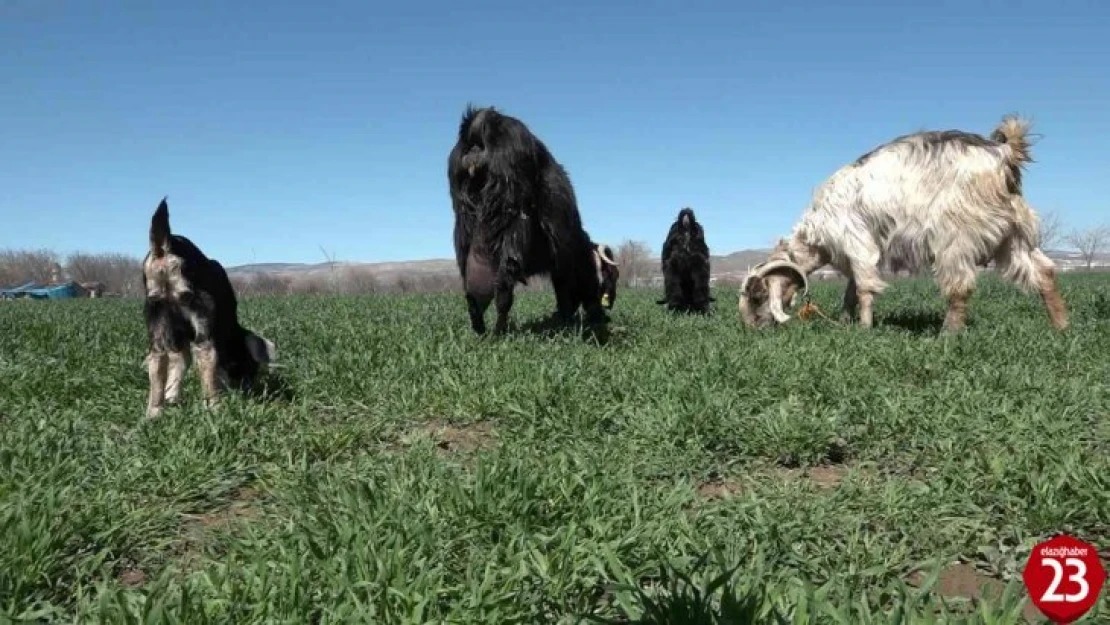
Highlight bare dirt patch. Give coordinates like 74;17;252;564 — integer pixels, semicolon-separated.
181;486;263;531
907;562;1005;599
403;419;498;455
170;486;265;574
907;562;1044;623
698;463;869;499
116;562;147;588
807;465;849;489
696;478;743;499
768;464;869;490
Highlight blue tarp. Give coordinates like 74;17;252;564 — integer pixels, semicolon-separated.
0;281;81;300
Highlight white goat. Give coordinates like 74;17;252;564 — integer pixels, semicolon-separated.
739;114;1068;333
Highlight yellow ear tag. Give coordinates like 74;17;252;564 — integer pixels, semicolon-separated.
601;293;610;307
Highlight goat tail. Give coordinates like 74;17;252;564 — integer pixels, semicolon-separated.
990;114;1034;167
998;196;1051;293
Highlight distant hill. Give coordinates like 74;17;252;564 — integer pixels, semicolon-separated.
225;248;1109;282
226;262;332;274
226;258;459;284
224;251;776;281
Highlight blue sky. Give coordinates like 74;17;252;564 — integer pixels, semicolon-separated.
2;1;1107;267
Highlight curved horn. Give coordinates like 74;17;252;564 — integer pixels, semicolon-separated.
755;260;808;297
740;259;808;325
767;280;792;324
595;244;617;266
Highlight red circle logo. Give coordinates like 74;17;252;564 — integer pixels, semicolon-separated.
1022;535;1105;624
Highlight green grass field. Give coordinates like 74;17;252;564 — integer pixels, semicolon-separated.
1;272;1107;624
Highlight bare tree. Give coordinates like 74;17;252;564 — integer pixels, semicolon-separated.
1066;225;1110;271
289;274;325;295
229;275;252;294
414;274;456;293
616;240;653;287
65;252;143;296
393;275;416;293
1038;210;1064;250
254;273;293;295
336;266;380;294
2;246;489;297
0;249;60;287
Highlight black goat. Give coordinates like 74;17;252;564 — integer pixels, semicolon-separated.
657;207;714;314
448;104;618;335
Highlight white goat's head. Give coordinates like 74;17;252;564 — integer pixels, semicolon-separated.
738;243;809;327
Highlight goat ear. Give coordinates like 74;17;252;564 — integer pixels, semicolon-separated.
245;332;276;365
150;196;171;257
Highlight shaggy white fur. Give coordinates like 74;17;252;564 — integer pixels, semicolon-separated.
740;115;1068;333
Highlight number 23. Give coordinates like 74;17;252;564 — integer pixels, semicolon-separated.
1041;557;1090;603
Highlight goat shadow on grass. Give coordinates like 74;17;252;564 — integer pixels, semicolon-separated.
517;313;613;346
239;370;297;404
584;553;776;625
655;302;715;317
586;591;766;625
875;310;949;335
1094;292;1110;318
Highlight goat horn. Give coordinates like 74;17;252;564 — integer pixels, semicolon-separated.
753;260;808;297
767;278;792;324
596;244;617;266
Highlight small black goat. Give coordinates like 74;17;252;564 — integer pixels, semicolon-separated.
141;198;276;417
657;207;714;314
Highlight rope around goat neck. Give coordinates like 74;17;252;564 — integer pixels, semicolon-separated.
797;294;835;322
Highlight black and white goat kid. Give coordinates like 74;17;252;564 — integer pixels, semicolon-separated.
141;198;276;417
657;207;714;314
